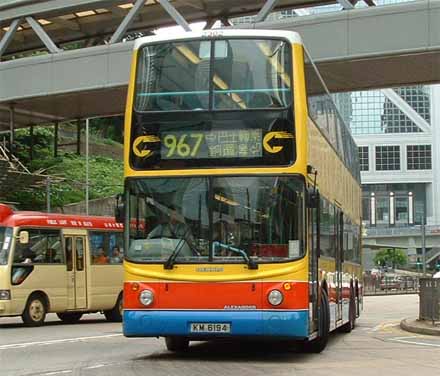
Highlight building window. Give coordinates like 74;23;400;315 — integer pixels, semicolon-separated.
407;145;432;170
375;146;400;171
349;86;429;135
376;196;390;225
395;197;409;225
358;146;369;171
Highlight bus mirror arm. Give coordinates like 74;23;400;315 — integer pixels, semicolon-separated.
306;165;319;208
115;194;125;224
307;189;319;209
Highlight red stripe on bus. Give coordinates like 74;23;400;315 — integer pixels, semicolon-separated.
123;281;309;310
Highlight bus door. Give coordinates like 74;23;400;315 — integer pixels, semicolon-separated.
335;209;344;322
65;235;87;310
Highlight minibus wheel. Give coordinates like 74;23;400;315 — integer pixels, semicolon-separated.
104;293;122;322
22;294;47;327
57;312;83;324
165;336;190;352
303;288;329;353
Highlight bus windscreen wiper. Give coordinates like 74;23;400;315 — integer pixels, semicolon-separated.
212;241;258;270
163;227;199;270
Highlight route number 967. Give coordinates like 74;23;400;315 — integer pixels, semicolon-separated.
163;133;204;158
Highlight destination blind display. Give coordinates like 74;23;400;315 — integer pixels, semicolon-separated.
161;130;262;159
130;115;296;170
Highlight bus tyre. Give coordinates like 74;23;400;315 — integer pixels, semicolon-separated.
22;294;47;327
340;291;356;333
104;294;123;322
165;336;190;352
304;288;329;353
57;312;83;324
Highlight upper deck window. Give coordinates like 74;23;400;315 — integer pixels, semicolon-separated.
135;38;292;112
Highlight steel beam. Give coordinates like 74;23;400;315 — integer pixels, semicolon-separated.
0;18;22;59
157;0;191;32
109;0;146;44
337;0;355;9
25;16;61;53
255;0;278;23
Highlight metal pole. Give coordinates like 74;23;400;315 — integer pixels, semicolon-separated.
46;177;51;213
422;210;426;276
9;105;15;153
85;118;89;215
76;119;81;155
54;122;58;157
29;125;34;161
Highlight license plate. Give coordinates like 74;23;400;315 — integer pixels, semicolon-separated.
190;323;231;333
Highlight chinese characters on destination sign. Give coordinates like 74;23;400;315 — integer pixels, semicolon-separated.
161;130;263;159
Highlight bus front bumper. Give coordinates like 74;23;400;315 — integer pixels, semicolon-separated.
123;309;309;339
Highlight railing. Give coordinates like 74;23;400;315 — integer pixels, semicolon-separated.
419;278;440;322
365;226;440;237
363;274;420;295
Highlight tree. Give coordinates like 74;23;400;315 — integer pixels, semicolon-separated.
374;248;407;269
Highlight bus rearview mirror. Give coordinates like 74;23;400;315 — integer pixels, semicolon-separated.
115;194;125;224
19;231;29;244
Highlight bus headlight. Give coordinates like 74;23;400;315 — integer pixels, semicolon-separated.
268;289;283;306
139;289;154;306
0;290;10;300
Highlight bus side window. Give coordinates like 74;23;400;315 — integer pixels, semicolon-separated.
76;238;84;271
90;232;108;264
15;229;63;265
65;237;73;271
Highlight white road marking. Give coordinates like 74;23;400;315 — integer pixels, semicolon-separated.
85;364;106;369
42;371;72;376
0;333;122;350
389;336;440;348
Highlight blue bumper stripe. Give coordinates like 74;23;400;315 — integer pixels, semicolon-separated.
123;310;309;339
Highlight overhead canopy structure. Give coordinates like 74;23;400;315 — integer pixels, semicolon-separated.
2;0;440;133
0;0;341;57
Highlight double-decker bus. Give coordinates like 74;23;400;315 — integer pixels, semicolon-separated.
121;29;362;353
0;204;123;326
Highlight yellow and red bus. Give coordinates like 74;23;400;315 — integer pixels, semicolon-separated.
0;204;124;326
121;29;362;352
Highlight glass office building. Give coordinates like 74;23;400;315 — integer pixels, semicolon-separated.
232;0;440;270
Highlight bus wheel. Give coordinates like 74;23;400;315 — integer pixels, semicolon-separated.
303;288;330;353
57;312;83;324
165;336;190;352
104;294;123;322
22;294;47;327
340;292;356;333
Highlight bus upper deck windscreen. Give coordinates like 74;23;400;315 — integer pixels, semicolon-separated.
130;38;295;170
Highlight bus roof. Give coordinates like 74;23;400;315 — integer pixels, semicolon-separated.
133;29;303;50
0;204;122;230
